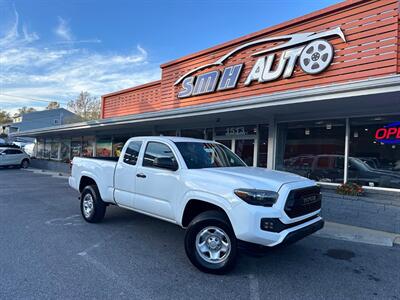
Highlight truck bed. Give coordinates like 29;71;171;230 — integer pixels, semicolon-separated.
71;156;117;203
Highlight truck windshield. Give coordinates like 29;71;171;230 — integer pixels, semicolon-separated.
175;142;246;169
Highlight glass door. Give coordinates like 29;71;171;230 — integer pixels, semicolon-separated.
214;125;258;166
235;139;255;166
215;139;232;150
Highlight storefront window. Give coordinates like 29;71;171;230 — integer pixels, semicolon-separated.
158;130;177;136
258;125;269;168
82;137;94;157
60;139;71;162
205;128;213;140
348;116;400;189
71;138;82;158
37;139;44;158
44;138;51;159
181;128;205;139
96;137;112;157
112;136;129;157
50;139;60;160
276;119;345;183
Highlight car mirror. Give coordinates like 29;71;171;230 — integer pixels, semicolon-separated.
153;157;178;171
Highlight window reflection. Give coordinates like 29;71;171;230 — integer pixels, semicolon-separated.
349;117;400;189
70;138;82;158
181;128;205;139
112;136;129;157
276;119;345;183
258;125;268;168
96;137;112;157
82;137;94;157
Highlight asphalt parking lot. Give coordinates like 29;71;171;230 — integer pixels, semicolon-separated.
1;168;399;300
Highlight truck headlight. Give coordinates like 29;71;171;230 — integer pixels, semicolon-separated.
234;189;279;207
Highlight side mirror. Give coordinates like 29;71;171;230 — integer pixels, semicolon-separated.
153;157;178;171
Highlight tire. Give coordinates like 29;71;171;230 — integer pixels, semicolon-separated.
80;185;106;223
21;159;29;169
184;210;237;274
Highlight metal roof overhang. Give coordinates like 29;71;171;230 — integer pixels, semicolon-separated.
11;75;400;138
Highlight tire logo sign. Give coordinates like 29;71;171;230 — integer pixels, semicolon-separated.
175;27;346;99
299;39;334;75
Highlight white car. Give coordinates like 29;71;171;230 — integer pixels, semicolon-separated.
69;136;323;274
0;147;30;168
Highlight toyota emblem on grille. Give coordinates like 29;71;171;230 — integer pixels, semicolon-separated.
302;195;318;205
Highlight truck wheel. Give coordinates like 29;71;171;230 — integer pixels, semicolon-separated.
80;185;106;223
184;210;237;274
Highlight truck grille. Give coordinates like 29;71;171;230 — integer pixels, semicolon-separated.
284;186;322;218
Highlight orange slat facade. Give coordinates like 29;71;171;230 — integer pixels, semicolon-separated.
101;0;400;119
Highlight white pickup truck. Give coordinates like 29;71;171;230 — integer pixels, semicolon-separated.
69;136;323;274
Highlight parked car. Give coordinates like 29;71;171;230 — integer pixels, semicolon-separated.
285;154;400;189
0;147;30;168
69;136;323;274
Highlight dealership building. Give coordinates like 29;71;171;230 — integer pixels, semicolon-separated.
14;0;400;232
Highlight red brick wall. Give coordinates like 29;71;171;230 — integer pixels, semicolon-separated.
398;0;400;73
102;0;400;119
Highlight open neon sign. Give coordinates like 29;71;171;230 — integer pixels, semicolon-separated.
375;122;400;144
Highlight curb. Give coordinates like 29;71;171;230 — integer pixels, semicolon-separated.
315;221;400;247
22;168;70;179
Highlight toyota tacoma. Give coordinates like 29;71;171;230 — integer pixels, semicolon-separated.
69;136;323;274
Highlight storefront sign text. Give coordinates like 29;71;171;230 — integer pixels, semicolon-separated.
375;122;400;144
176;27;346;99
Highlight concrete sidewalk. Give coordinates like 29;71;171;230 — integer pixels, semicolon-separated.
316;221;400;247
21;167;400;247
22;168;70;179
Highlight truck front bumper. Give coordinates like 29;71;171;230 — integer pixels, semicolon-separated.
230;202;324;247
280;218;324;245
238;219;324;254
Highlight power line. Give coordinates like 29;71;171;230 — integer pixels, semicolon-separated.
0;93;69;104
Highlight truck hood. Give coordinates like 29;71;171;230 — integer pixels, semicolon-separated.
197;167;312;191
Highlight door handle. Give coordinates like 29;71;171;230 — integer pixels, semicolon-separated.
136;173;146;178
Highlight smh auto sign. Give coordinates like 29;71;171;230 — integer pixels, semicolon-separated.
175;27;346;98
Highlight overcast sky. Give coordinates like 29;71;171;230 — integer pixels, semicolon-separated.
0;0;341;115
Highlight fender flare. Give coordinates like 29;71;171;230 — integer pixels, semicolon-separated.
79;172;102;197
178;190;239;234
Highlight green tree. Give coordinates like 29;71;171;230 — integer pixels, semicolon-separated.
15;106;37;116
67;91;100;121
0;110;12;124
46;101;60;110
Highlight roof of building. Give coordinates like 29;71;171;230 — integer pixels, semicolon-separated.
21;108;76;119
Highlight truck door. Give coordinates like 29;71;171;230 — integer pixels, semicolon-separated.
134;141;180;221
113;140;142;208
